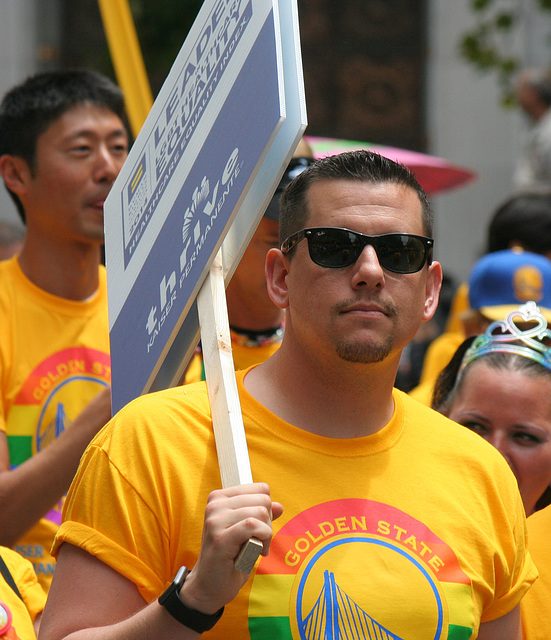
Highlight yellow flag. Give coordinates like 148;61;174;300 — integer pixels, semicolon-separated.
98;0;153;137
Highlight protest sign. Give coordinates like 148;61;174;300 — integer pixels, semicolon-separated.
104;0;307;413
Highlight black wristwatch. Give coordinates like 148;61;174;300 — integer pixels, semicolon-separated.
158;566;224;633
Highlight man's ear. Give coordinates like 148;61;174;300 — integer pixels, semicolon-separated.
0;155;31;196
423;260;443;322
265;248;290;310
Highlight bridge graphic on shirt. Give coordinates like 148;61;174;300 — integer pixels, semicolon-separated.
300;570;403;640
37;402;68;451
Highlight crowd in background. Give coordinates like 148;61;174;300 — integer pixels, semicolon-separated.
1;63;551;639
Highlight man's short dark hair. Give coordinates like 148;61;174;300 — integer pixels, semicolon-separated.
0;69;128;223
279;150;433;245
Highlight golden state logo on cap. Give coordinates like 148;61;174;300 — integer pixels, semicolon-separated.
468;249;551;322
513;265;544;302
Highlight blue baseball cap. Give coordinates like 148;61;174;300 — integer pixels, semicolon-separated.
468;249;551;321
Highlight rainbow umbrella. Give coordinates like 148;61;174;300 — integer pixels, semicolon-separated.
305;136;477;195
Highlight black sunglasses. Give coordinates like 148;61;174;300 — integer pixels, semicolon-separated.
281;227;433;274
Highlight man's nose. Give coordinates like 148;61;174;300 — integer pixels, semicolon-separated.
93;146;121;183
350;244;385;289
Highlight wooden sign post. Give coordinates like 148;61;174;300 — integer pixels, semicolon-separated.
197;248;263;572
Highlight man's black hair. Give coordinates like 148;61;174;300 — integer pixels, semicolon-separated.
0;69;128;223
279;150;433;246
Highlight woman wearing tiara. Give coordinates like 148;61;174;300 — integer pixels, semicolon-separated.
431;301;551;639
432;300;551;516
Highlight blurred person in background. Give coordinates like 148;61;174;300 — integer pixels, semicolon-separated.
427;188;551;337
514;67;551;192
411;248;551;405
0;69;129;591
487;191;551;257
432;302;551;516
431;302;551;638
0;545;46;639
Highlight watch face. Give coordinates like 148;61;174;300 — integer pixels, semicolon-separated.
174;566;189;588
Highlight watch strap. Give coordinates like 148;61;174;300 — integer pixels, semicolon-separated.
159;566;224;633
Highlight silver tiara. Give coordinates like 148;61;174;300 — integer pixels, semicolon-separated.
459;301;551;374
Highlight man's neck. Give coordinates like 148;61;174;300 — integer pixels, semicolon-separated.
17;236;101;301
243;340;399;439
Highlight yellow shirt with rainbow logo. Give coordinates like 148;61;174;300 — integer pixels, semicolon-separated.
55;369;535;639
0;257;110;592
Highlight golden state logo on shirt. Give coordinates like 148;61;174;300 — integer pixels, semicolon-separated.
7;347;110;469
248;499;473;640
7;346;110;587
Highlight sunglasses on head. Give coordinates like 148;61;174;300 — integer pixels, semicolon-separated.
281;227;434;274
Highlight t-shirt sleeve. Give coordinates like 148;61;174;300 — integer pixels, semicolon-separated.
52;435;170;603
479;477;538;623
53;386;213;605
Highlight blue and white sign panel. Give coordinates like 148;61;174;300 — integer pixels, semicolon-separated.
105;0;306;412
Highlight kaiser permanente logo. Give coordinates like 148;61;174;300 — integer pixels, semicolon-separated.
248;499;475;640
122;0;252;266
145;148;243;353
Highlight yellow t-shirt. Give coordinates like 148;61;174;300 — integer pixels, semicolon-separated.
0;546;46;640
55;371;536;639
0;257;111;591
521;506;551;639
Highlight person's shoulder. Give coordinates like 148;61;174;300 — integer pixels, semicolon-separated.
398;387;449;418
399;390;456;428
413;330;465;392
89;382;213;467
120;381;208;412
107;381;211;434
407;379;433;406
0;256;14;270
399;393;521;511
400;389;478;435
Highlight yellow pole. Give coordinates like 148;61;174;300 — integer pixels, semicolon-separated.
97;0;154;137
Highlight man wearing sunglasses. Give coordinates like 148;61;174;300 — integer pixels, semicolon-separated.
41;151;534;640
